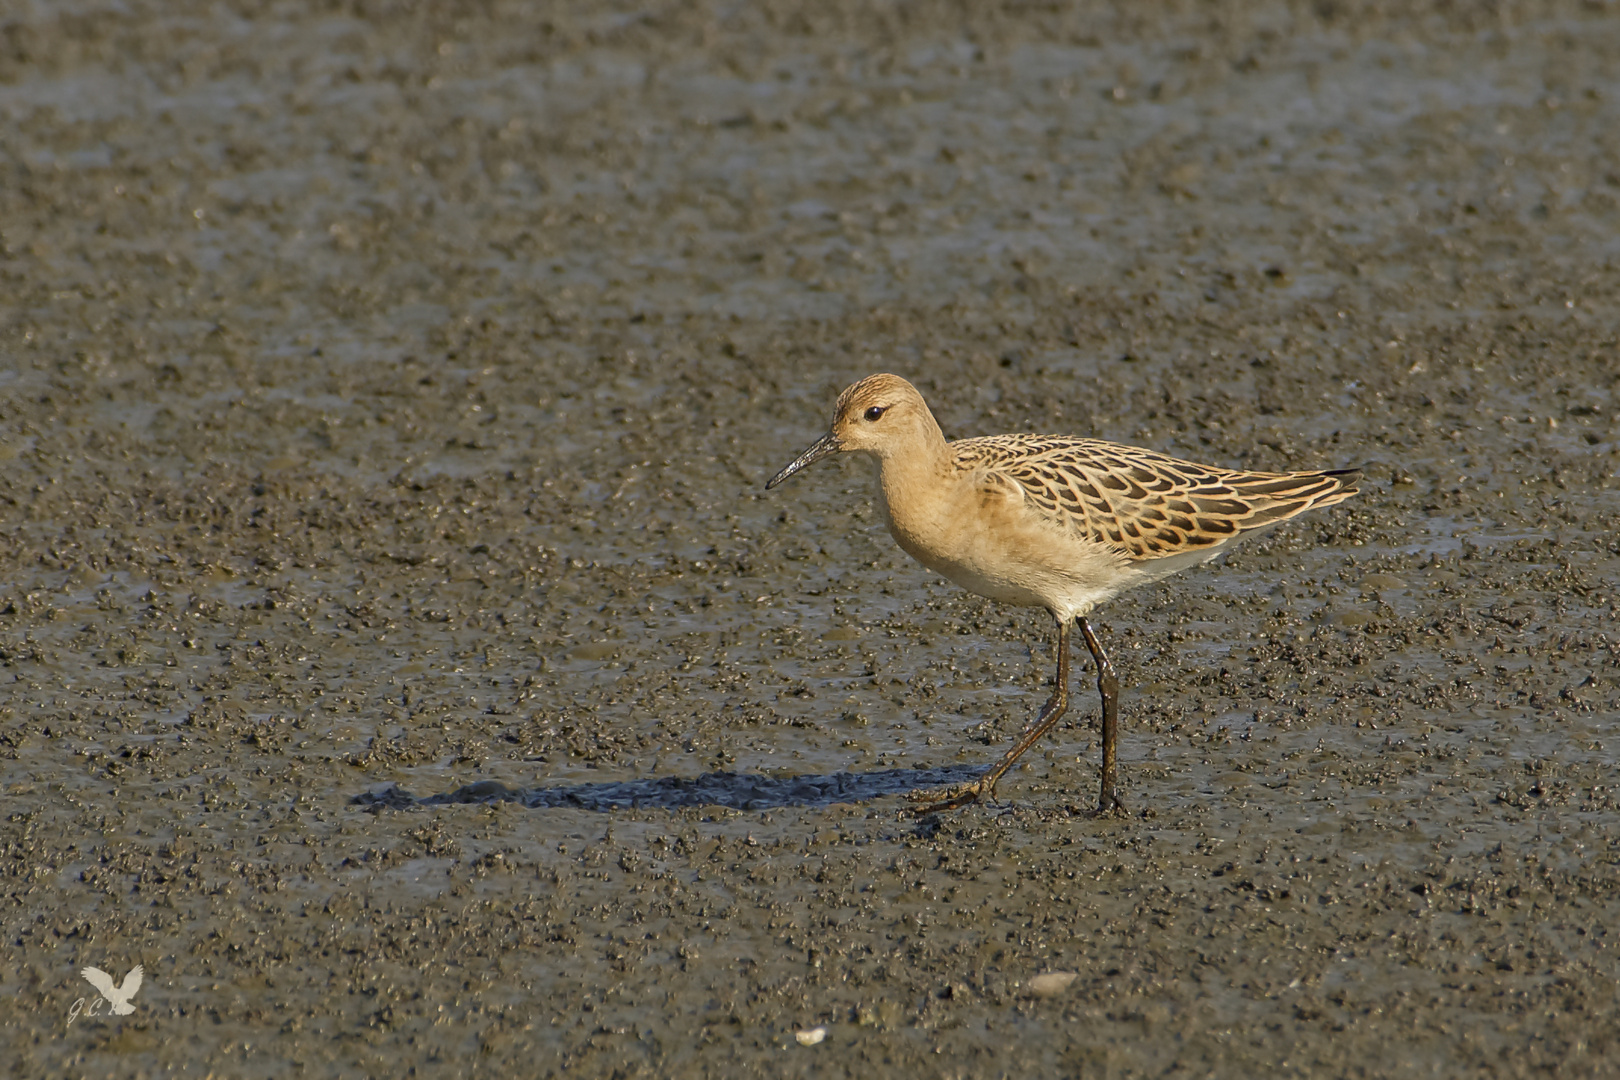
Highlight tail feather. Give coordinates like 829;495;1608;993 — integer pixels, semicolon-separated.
1229;468;1360;534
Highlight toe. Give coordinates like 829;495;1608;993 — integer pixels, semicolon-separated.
908;780;987;815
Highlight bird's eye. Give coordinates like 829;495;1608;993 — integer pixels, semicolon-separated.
864;405;887;422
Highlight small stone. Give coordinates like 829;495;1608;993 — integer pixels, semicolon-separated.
795;1026;826;1046
1028;971;1079;998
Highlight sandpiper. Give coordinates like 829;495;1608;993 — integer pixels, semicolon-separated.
766;373;1360;813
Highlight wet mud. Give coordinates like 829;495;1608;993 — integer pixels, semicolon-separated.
3;2;1619;1076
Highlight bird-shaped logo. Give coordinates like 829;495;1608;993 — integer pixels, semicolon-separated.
81;965;143;1015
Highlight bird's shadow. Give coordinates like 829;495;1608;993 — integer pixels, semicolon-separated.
352;764;984;814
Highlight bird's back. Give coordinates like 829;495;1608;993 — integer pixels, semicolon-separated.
951;434;1360;565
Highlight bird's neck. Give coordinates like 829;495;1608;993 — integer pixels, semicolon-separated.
873;421;953;549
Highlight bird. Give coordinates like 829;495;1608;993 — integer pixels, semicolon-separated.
765;373;1360;814
81;965;143;1015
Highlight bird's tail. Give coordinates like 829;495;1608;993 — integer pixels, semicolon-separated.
1224;467;1361;531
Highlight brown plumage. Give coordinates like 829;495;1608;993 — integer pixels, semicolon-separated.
767;373;1360;813
955;434;1358;559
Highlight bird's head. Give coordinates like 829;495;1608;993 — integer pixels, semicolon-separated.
765;373;937;488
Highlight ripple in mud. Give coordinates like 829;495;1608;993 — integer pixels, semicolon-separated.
356;765;985;813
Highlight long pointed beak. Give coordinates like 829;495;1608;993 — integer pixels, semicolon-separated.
765;431;841;489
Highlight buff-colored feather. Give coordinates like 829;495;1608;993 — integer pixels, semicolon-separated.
767;372;1360;813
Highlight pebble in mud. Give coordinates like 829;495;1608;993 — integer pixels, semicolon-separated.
1027;972;1081;998
2;2;1619;1078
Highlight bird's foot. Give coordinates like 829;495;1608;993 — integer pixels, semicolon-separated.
1088;788;1127;818
907;775;997;816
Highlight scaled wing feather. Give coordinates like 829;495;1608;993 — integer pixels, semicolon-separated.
954;436;1359;562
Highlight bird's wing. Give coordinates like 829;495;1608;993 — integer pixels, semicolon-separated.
954;436;1359;561
82;967;116;997
121;966;144;998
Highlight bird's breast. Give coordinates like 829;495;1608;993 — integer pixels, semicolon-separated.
877;468;1126;612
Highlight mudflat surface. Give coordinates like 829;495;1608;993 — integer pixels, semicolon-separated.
3;2;1619;1076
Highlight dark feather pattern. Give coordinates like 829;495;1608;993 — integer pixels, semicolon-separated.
952;435;1360;562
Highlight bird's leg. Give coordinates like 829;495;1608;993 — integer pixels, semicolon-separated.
1077;617;1124;814
976;616;1071;801
911;615;1070;813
